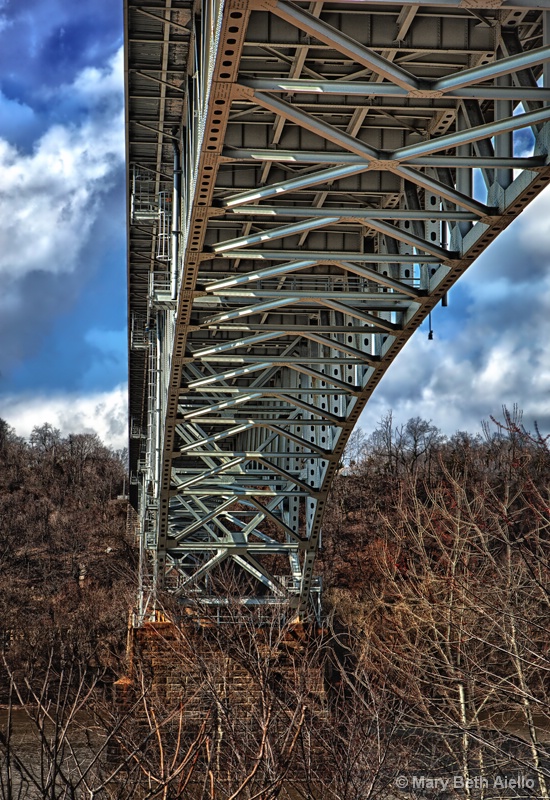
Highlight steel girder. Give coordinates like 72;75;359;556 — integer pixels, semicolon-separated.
126;0;550;621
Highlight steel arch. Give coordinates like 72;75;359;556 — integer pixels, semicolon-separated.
126;0;550;620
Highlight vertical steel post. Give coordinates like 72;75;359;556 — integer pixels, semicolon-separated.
171;138;182;300
456;107;473;237
496;76;513;190
545;12;550;90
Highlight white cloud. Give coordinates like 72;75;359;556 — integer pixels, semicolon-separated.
0;384;128;450
0;47;124;284
363;326;550;437
362;185;550;438
370;340;550;440
69;47;124;104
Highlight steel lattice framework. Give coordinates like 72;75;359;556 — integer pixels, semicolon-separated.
126;0;550;620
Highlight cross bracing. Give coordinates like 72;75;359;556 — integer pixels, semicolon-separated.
126;0;550;621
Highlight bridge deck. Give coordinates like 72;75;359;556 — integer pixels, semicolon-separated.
126;0;550;619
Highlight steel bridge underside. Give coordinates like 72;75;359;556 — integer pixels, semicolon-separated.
126;0;550;619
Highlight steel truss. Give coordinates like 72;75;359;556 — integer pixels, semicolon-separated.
126;0;550;621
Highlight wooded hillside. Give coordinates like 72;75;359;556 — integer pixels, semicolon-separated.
0;420;136;685
319;409;550;797
0;409;548;798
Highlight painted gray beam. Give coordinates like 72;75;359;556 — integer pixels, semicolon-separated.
192;387;356;395
288;0;550;6
191;331;286;357
130;0;550;616
404;182;427;241
240;77;550;101
175;460;314;495
240;77;407;96
208;211;458;259
251;91;380;161
298;330;382;360
315;298;401;332
171;499;238;541
361;217;458;260
178;422;330;454
202;288;410;300
204;260;319;291
220;164;369;208
179;424;256;452
196;350;398;365
268;0;420;91
209;217;338;252
182;394;264;419
409;156;543;168
172;485;312;496
177;416;349;424
244;496;305;541
167;542;302;552
202;296;302;324
501;29;543;120
203;272;426;296
223;206;481;221
289;362;362;392
395;165;496;216
187;362;275;388
262;423;333;454
392;106;550;161
176;450;327;461
221;147;545;169
270;392;344;422
433;45;550;92
204;324;399;333
173;457;248;491
215;249;443;263
461;99;495;187
335;260;424;298
255;458;314;494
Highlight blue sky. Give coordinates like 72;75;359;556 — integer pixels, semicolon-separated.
0;0;128;446
0;0;549;447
